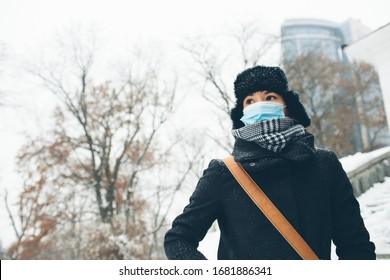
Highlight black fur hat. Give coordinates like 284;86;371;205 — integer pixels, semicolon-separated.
230;65;311;129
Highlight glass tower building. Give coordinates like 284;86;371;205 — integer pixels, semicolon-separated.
281;18;346;62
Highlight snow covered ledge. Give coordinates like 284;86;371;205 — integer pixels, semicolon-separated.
340;146;390;196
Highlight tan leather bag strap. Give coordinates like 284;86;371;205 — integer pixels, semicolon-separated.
223;155;319;260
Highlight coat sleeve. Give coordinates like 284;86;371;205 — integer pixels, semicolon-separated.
164;159;222;260
329;152;376;259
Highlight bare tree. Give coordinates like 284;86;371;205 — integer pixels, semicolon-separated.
5;165;61;259
181;21;279;152
231;21;279;69
283;51;358;156
5;28;199;259
343;61;389;151
282;52;389;156
146;132;207;259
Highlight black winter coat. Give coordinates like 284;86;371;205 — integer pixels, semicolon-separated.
164;134;376;260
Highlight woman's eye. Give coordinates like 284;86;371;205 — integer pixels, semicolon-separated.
266;96;276;101
246;99;254;105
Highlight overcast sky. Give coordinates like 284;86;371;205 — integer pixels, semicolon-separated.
1;0;390;51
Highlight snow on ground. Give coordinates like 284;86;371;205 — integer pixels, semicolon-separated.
357;177;390;256
198;223;219;260
198;148;390;260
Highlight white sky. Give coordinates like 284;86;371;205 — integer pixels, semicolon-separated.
1;0;390;51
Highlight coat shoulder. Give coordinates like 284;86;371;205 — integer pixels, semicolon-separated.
315;147;336;156
202;158;235;187
311;148;345;177
197;159;231;190
205;159;228;173
314;148;339;163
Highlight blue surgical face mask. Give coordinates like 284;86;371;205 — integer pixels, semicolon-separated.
240;102;285;125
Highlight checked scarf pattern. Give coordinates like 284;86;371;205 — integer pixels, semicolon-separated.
232;117;306;153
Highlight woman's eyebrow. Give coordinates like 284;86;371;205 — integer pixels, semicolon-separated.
249;91;270;96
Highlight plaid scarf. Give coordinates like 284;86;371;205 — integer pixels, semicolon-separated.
232;117;306;153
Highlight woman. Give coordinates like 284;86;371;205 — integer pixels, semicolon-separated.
164;65;376;260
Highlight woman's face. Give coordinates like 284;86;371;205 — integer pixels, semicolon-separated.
243;91;287;114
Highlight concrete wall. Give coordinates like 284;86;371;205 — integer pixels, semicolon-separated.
347;151;390;196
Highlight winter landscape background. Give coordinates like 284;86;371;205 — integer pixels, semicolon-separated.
1;0;390;260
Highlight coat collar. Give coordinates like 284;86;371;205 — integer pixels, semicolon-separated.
232;133;316;163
